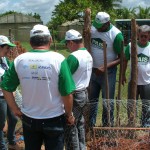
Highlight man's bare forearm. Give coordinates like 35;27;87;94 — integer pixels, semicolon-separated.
107;58;120;68
2;90;22;117
62;94;73;117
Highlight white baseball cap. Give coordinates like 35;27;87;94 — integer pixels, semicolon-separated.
61;29;82;43
30;24;51;37
0;35;16;47
93;12;110;28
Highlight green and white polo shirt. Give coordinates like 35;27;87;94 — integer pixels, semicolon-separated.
91;24;123;68
0;57;10;96
125;42;150;85
1;50;75;119
66;48;93;91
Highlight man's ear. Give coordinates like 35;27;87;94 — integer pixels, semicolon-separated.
50;37;53;43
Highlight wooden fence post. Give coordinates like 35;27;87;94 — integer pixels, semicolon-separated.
116;40;124;127
103;41;110;127
129;18;138;127
83;8;91;53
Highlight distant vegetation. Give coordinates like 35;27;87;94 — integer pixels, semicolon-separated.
47;0;150;29
0;11;41;20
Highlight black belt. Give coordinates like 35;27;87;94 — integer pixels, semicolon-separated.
74;88;87;93
0;96;4;98
22;114;65;122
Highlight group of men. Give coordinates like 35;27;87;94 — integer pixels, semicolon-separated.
0;11;150;150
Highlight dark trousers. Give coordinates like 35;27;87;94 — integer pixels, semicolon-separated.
0;98;18;150
22;114;65;150
128;82;150;127
89;67;117;127
65;89;88;150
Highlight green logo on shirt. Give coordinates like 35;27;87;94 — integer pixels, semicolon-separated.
138;53;149;65
91;38;103;49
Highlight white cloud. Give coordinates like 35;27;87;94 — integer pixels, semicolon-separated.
0;0;61;24
0;0;149;24
121;0;149;8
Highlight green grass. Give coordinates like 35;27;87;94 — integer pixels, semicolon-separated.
21;42;70;57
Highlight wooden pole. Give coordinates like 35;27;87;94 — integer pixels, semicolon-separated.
116;40;124;127
103;41;110;127
129;19;138;127
83;8;91;53
83;8;92;141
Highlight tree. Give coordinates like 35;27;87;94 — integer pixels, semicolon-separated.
136;6;150;19
47;0;102;29
115;7;136;19
93;0;122;10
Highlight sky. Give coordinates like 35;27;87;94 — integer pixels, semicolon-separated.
0;0;149;24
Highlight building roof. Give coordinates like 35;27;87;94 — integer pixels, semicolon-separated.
0;13;42;24
61;19;83;26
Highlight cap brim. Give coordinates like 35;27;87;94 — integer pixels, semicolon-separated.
7;43;16;47
60;39;66;44
93;20;103;29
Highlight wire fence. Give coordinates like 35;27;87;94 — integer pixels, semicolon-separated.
4;36;150;150
65;100;150;150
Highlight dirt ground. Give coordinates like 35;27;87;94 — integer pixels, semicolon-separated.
86;130;150;150
14;131;150;150
5;120;150;150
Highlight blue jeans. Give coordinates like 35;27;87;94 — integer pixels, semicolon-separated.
89;67;117;127
65;89;88;150
22;114;65;150
0;97;18;150
128;82;150;127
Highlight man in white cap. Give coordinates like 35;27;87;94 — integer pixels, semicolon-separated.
123;25;150;127
0;36;20;150
1;24;76;150
88;12;124;127
62;29;93;150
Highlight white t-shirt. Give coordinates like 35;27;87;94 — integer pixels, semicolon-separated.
91;25;121;68
126;42;150;85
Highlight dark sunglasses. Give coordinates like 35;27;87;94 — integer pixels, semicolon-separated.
140;35;149;39
65;40;70;46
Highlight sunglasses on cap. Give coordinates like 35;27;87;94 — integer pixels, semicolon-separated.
140;35;149;39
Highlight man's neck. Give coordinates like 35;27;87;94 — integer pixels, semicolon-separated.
32;45;50;50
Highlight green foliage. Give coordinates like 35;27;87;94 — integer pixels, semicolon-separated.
136;6;150;19
47;0;149;30
0;10;18;17
47;0;103;29
0;11;41;20
115;6;150;19
27;12;41;20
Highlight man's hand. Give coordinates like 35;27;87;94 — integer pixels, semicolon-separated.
66;114;75;125
94;66;105;76
13;107;23;119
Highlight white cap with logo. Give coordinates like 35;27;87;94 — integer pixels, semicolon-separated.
0;35;16;47
61;29;82;43
65;29;82;40
93;12;110;28
30;24;51;37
